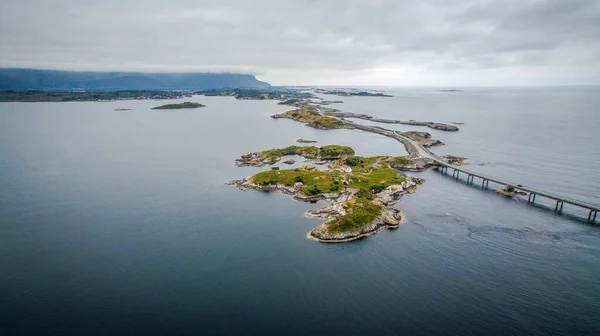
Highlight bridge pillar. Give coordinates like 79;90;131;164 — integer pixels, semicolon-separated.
589;210;598;223
456;171;460;180
555;201;564;212
528;193;536;204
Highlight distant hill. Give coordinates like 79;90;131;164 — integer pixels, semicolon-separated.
0;68;271;91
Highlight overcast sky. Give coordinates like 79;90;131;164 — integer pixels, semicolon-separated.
1;0;599;86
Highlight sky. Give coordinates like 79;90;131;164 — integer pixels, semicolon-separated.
1;0;599;86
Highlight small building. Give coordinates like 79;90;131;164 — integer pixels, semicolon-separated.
315;145;323;150
294;182;304;188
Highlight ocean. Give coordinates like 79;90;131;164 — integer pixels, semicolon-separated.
1;87;599;335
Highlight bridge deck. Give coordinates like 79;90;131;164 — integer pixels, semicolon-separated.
433;159;600;212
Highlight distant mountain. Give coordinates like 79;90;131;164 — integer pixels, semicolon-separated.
0;68;271;91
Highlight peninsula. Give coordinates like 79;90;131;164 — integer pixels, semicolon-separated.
151;102;205;110
228;145;422;242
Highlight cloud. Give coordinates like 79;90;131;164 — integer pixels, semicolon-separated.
0;0;599;85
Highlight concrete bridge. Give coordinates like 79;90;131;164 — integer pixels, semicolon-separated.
348;122;599;223
433;159;599;223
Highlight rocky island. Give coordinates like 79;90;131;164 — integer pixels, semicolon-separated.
228;145;422;242
315;89;393;98
235;145;355;167
272;108;354;130
151;102;205;110
297;138;318;143
323;111;459;132
403;131;444;147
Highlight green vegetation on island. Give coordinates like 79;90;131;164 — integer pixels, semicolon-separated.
230;145;418;242
326;200;383;234
389;157;416;167
151;102;205;110
251;161;406;202
275;109;351;129
253;168;344;195
260;145;355;161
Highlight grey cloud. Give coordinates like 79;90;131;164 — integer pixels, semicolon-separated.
0;0;599;85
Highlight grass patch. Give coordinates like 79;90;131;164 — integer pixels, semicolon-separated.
252;168;344;194
389;157;415;167
348;168;406;199
260;145;354;161
345;156;381;169
278;109;347;129
325;200;383;234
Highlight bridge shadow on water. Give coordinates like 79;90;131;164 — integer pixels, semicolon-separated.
432;168;599;226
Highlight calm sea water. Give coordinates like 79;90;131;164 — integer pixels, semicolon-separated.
1;88;599;335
